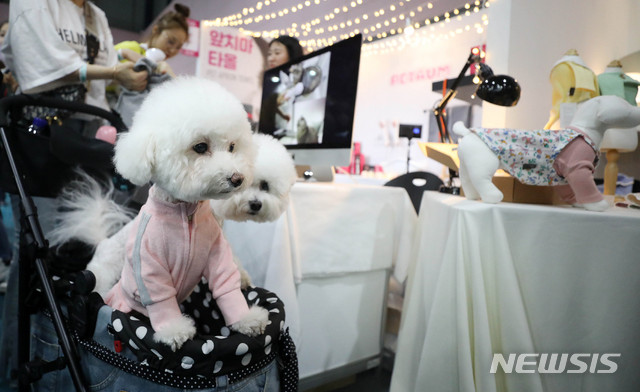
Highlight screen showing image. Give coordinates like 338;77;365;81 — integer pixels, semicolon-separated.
263;52;330;145
258;34;362;168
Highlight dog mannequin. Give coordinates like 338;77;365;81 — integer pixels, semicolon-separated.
453;95;640;211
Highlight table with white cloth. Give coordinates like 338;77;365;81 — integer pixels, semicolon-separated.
391;192;640;392
221;181;417;388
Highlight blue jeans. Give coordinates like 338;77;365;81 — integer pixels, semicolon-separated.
30;306;280;392
0;195;59;383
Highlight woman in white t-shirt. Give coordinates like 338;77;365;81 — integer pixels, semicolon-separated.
0;1;149;383
1;0;148;112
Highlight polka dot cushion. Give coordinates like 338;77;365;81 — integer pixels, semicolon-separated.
110;281;286;378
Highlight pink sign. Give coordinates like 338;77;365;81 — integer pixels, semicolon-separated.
196;25;267;122
180;19;200;57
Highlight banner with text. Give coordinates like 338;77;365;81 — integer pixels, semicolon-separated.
196;24;267;121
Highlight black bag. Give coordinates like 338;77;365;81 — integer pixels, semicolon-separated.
20;84;87;124
0;95;127;198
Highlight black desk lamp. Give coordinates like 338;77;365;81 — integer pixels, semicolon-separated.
433;48;521;143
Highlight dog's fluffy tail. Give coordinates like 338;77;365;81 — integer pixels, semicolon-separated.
48;170;135;248
452;121;472;138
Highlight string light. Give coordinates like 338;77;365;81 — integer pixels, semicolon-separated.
210;0;490;51
361;7;488;57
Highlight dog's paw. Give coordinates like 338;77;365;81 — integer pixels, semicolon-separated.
229;305;269;337
481;191;503;204
576;199;610;212
239;267;253;289
153;315;196;351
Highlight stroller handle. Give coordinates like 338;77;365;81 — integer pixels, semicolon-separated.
0;94;127;132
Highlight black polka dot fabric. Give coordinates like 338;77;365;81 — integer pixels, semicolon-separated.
278;327;299;391
109;282;291;380
78;331;277;389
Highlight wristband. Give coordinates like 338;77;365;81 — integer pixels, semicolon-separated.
79;63;88;83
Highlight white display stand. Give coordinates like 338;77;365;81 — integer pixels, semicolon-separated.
392;192;640;392
221;182;417;389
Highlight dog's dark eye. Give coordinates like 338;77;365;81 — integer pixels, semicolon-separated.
193;143;208;154
228;142;235;153
260;180;269;192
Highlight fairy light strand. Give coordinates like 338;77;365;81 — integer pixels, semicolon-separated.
362;10;488;57
208;1;490;52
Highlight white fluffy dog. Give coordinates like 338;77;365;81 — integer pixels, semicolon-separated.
211;133;297;223
452;95;640;211
56;77;270;351
51;134;297;297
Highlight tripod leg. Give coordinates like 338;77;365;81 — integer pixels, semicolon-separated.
15;205;89;392
1;126;89;391
16;226;31;392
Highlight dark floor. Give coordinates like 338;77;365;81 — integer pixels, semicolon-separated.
0;293;13;392
330;367;392;392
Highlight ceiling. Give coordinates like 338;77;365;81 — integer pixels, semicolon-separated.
1;0;486;46
184;0;488;50
0;0;172;32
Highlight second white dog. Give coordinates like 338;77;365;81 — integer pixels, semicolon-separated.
211;133;297;223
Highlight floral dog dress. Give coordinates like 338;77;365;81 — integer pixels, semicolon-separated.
470;127;598;185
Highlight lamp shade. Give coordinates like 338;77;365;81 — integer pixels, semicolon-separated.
476;75;521;106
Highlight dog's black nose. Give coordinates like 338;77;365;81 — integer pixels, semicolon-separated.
228;173;244;188
249;200;262;212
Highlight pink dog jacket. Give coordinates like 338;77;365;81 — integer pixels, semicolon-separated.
105;185;249;333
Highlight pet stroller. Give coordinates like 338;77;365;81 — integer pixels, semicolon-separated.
0;95;297;391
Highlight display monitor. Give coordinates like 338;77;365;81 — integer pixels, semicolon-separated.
258;34;362;181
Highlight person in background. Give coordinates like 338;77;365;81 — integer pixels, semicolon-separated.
0;20;18;96
111;4;190;128
260;35;304;136
0;19;13;291
0;20;7;45
0;0;147;384
1;0;148;119
115;3;190;77
267;35;304;69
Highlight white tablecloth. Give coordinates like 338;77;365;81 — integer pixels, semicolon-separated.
222;181;417;380
391;192;640;392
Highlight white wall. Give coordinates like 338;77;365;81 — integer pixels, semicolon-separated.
353;11;488;176
485;0;640;129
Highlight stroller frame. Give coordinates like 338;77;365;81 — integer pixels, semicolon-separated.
0;95;127;392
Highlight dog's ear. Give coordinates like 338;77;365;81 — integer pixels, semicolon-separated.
114;129;155;185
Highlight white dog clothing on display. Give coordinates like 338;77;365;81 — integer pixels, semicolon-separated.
105;185;249;332
470;127;597;185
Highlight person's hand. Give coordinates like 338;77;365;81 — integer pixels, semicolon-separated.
114;62;148;91
277;93;288;105
156;61;176;78
119;48;144;63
